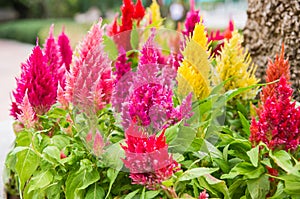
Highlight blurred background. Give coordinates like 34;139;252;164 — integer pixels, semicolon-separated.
0;0;247;46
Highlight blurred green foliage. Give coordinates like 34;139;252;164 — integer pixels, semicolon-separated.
0;19;91;47
0;0;123;19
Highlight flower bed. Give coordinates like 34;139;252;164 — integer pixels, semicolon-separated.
3;0;300;198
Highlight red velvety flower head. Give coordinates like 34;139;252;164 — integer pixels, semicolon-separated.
250;76;300;151
11;45;57;119
122;124;180;190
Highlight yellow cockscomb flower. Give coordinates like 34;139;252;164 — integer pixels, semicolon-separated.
149;0;163;27
215;30;259;100
177;20;211;100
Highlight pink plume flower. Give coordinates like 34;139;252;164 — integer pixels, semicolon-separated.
43;25;66;89
58;27;73;72
17;90;35;128
11;45;57;118
114;48;132;82
199;189;209;199
250;76;300;151
182;0;200;37
122;124;180;190
66;19;114;114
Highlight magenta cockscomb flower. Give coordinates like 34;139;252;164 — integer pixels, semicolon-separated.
11;45;57;119
114;48;132;82
122;124;180;190
182;0;200;37
43;25;66;89
250;76;300;151
199;189;209;199
57;27;73;72
66;19;114;114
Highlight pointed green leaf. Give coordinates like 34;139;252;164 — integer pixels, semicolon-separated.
247;174;270;199
28;170;53;193
103;35;118;60
85;183;105;199
247;145;259;167
179;167;219;181
124;189;140;199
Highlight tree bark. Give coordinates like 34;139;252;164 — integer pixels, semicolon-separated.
243;0;300;100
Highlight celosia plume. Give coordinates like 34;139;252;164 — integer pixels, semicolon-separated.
250;76;300;151
66;19;114;114
182;0;200;37
177;20;212;100
17;90;35;128
260;44;290;104
57;27;73;72
122;124;180;190
149;0;163;27
43;25;66;89
215;30;258;100
11;45;57;119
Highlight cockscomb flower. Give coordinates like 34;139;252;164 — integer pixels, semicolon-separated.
215;30;258;100
122;124;180;190
43;25;66;89
182;0;200;37
11;45;57;119
114;48;132;82
17;90;35;128
260;44;290;104
177;20;212;100
57;27;73;72
66;19;114;114
199;189;209;199
148;0;163;27
250;76;300;151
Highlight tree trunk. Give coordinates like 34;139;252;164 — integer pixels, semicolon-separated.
243;0;300;100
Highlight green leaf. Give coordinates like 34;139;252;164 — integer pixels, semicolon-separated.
105;168;119;199
277;174;300;195
42;145;61;164
103;142;124;171
269;181;288;199
179;167;219;181
238;111;250;136
16;130;32;146
15;147;40;190
141;186;146;199
51;135;70;150
164;123;179;143
269;150;295;173
247;145;259;167
145;190;160;199
130;28;139;49
124;189;140;199
203;174;230;199
168;125;196;153
221;162;265;179
65;162;100;199
103;35;118;60
85;183;105;199
28;170;53;193
247;174;270;199
228;179;247;198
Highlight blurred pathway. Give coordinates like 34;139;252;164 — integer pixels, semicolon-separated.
0;39;33;197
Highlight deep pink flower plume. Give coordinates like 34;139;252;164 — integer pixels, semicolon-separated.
11;45;57;118
122;124;180;190
57;27;73;72
250;76;300;151
66;19;114;114
182;0;200;37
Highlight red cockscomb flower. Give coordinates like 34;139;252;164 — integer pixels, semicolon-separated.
122;124;180;190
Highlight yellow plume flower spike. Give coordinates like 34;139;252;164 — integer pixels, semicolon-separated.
149;0;162;27
191;19;208;51
215;30;259;100
177;21;211;100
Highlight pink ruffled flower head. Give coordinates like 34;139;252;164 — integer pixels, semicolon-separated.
182;0;200;37
57;27;73;72
66;19;114;115
11;45;57;119
114;48;132;82
122;124;180;190
199;189;209;199
250;76;300;151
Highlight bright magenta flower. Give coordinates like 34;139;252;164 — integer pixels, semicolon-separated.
43;25;66;89
57;27;73;72
122;124;180;190
199;189;209;199
250;76;300;151
11;45;57;118
182;0;200;37
66;19;114;114
114;48;132;82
